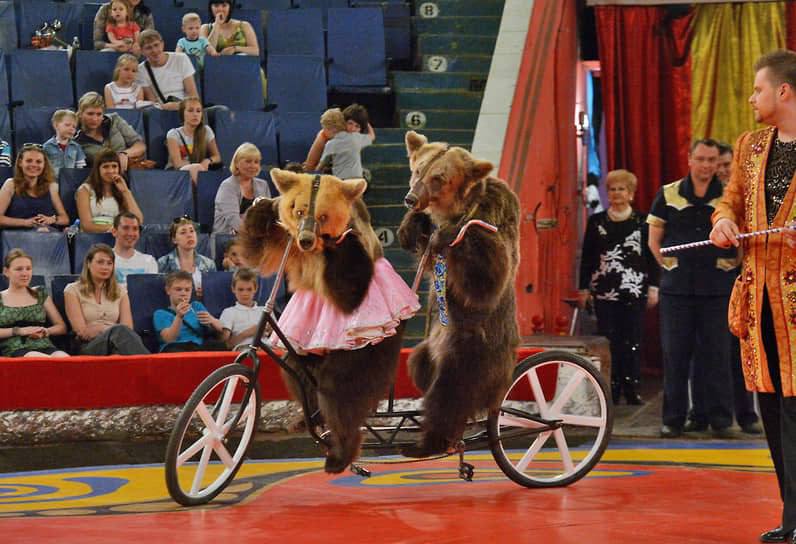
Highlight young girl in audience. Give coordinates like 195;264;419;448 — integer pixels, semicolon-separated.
165;97;222;185
0;145;70;231
157;216;217;298
221;239;245;271
104;0;141;55
0;250;69;358
65;243;150;355
104;54;146;110
76;149;144;233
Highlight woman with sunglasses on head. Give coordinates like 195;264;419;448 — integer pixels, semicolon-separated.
76;149;144;233
157;216;216;298
0;144;69;231
64;243;149;355
212;142;270;235
0;249;69;358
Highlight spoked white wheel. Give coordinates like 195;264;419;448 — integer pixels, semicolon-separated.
488;350;613;487
165;364;261;506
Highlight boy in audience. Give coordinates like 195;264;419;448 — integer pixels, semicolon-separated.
0;139;11;167
219;268;265;349
154;271;228;352
221;239;245;271
112;212;158;284
176;12;218;68
42;110;87;177
317;107;375;180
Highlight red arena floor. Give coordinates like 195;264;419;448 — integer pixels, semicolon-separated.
0;439;779;543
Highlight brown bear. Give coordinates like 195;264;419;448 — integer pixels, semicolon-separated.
239;169;419;473
397;130;521;458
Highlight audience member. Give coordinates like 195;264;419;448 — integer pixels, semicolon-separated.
221;239;245;271
213;142;269;235
93;0;154;51
111;212;157;284
201;1;266;96
176;12;218;68
0;139;10;167
578;169;658;404
64;243;150;355
304;108;374;179
219;268;263;349
0;144;69;230
75;92;147;171
153;270;227;352
104;54;147;110
0;249;69;357
76;149;144;233
103;0;141;56
716;141;733;185
166;97;222;185
42;109;87;178
648;138;737;439
137;30;199;111
157;216;216;297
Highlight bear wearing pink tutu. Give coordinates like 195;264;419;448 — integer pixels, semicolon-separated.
239;169;419;473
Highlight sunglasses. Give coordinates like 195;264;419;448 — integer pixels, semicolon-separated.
22;143;43;150
172;215;193;224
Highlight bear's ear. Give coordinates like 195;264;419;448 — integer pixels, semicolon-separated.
405;131;428;156
339;178;368;201
470;159;494;180
270;168;299;195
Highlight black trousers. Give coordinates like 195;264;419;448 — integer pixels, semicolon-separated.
758;288;796;531
593;299;644;383
660;294;733;429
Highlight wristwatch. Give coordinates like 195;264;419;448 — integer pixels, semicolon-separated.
11;327;19;336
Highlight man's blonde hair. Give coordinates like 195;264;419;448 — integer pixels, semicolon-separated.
320;108;345;132
230;142;262;176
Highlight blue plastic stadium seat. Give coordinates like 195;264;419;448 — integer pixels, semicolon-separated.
9;50;73;107
12;106;59;152
142;230;211;261
196;170;228;232
277;112;319;166
0;166;11;182
0;2;18;52
72;232;115;274
18;1;80;53
266;55;326;114
58;168;90;223
363;2;410;62
0;108;10;150
129;169;193;227
143;108;181;168
75;50;122;99
266;9;324;57
1;231;70;276
126;273;168;352
213;109;278;168
203;55;263;111
0;52;9;108
202;269;285;318
152;6;194;52
327;8;386;88
292;0;348;30
49;274;79;324
0;275;45;291
107;109;144;136
240;0;292;9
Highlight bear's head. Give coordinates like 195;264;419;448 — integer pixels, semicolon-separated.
271;168;368;253
404;131;494;220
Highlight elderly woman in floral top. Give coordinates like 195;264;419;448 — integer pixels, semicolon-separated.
157;216;216;298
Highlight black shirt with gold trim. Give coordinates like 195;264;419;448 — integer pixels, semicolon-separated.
647;175;738;296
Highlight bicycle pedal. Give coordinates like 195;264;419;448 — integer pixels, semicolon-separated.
350;463;371;478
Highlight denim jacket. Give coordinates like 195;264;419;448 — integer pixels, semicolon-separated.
157;250;216;275
43;137;87;177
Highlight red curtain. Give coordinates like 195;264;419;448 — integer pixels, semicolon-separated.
595;6;692;212
788;0;796;50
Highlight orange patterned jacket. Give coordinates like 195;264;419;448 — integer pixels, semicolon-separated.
713;126;796;396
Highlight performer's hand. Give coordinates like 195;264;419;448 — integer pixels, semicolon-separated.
710;218;740;248
785;220;796;249
577;290;590;310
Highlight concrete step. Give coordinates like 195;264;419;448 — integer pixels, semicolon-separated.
399;108;479;130
364;184;407;207
421;54;493;74
384;246;420;270
416;0;505;18
393;71;488;92
418;34;498;57
369;203;407;226
378;127;475;145
367;164;410;185
362;143;408;164
413;15;501;36
396;89;484;110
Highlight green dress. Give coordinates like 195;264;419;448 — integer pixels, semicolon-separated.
0;288;56;356
209;22;267;98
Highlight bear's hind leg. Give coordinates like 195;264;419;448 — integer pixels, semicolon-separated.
407;340;435;393
281;354;323;431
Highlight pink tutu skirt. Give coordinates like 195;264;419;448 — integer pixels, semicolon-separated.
269;258;420;355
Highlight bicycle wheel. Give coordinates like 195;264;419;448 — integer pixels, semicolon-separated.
488;350;613;488
165;363;261;506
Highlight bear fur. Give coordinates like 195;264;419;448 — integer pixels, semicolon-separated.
397;131;521;457
239;169;405;473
